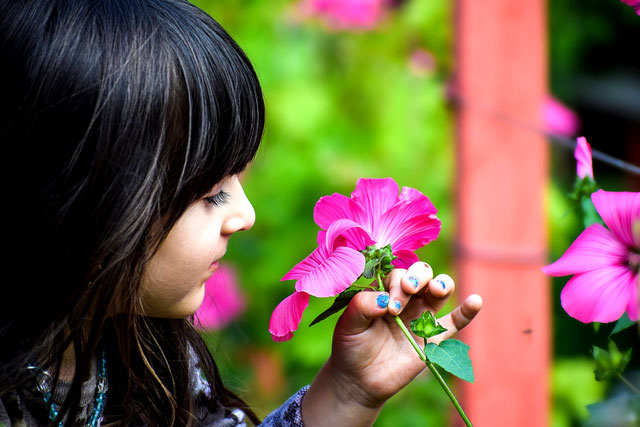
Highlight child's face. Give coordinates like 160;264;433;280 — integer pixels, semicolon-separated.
140;175;255;318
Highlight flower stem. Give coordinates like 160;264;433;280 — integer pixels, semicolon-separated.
393;316;426;362
425;358;474;427
392;316;473;427
376;267;385;292
618;374;640;395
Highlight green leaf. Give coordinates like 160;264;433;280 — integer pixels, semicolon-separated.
611;313;636;335
363;259;378;279
410;311;447;339
425;339;474;383
310;289;361;326
592;340;632;382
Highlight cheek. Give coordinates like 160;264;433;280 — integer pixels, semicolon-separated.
139;239;220;317
140;264;211;318
139;206;223;317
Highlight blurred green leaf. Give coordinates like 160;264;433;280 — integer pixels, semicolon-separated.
592;340;632;381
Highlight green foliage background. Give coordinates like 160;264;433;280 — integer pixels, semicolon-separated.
191;0;455;424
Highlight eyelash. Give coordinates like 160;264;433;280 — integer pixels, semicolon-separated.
204;190;230;207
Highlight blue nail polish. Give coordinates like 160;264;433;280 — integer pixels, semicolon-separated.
376;294;389;308
392;301;402;311
437;279;446;290
409;276;419;288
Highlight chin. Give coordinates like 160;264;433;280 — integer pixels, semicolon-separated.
186;282;208;315
145;285;208;319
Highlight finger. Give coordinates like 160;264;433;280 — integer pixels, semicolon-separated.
430;294;483;344
382;268;405;290
336;291;390;336
401;262;434;295
388;262;434;316
422;274;455;314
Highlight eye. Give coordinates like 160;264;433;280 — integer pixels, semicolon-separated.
204;190;230;207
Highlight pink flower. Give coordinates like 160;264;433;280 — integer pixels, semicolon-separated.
269;178;441;341
575;136;594;179
194;264;245;330
544;96;580;138
621;0;640;15
543;190;640;323
298;0;387;30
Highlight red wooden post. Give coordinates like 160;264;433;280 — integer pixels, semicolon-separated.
455;1;549;426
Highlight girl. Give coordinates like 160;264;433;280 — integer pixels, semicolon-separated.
0;0;482;426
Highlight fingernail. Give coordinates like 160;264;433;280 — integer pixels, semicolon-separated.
409;276;419;288
376;293;389;308
392;300;402;311
435;279;446;290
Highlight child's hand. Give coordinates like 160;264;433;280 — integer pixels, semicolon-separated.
301;261;482;427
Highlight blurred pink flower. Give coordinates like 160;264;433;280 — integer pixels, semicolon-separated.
575;136;594;179
299;0;387;30
408;48;436;76
621;0;640;15
269;178;441;341
544;96;580;137
194;264;245;330
543;190;640;323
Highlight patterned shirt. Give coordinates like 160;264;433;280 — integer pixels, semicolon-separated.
0;353;307;427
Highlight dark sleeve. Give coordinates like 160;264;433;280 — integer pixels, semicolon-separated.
258;386;308;427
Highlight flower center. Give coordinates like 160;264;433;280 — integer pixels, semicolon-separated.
628;251;640;274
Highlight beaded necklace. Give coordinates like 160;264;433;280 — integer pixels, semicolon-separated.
27;351;108;427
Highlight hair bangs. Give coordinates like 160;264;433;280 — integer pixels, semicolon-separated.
163;3;264;205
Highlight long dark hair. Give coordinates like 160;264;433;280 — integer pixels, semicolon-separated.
0;0;264;425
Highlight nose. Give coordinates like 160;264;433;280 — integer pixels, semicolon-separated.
221;179;255;235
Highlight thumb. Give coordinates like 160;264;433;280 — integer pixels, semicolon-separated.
336;291;389;336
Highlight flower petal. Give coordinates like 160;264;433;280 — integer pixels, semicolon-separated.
377;212;441;252
391;250;419;269
560;266;637;323
542;224;628;276
269;291;310;342
194;265;245;330
592;190;640;248
282;246;325;282
325;218;375;252
350;178;400;232
575;137;593;179
314;193;364;230
399;186;439;213
621;0;640;15
372;187;440;249
626;277;639;321
295;246;365;297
